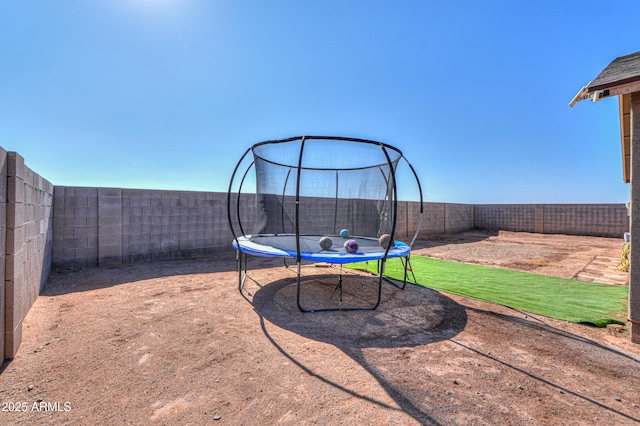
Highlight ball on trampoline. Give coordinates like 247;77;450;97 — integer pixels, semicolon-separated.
340;229;350;238
319;236;333;250
344;239;359;253
379;233;392;249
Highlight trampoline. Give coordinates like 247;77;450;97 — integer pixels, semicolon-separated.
227;136;424;312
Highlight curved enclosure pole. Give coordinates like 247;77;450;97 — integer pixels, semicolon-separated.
235;161;255;238
375;164;391;237
227;146;253;244
379;144;399;261
402;156;424;248
294;137;307;263
281;168;293;234
333;170;339;235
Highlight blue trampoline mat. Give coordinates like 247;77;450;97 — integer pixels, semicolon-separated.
232;234;410;264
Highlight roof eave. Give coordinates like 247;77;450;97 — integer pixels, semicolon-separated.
569;85;590;107
570;80;640;107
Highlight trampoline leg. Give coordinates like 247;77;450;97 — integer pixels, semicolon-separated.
297;261;382;313
296;261;306;312
380;258;407;290
401;255;416;286
331;265;344;304
238;251;248;292
236;249;241;290
371;263;383;310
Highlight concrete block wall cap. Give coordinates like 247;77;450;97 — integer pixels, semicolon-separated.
98;188;122;197
7;151;25;178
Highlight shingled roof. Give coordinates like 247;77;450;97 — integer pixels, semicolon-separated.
588;51;640;92
570;51;640;183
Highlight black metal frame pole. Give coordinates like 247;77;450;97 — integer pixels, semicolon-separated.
296;139;399;312
295;138;307;312
238;250;248;292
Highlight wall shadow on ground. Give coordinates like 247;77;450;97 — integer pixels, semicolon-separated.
251;273;467;424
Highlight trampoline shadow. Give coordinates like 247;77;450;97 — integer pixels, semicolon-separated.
250;273;467;424
252;273;466;348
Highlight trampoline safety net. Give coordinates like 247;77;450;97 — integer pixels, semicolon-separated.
250;137;401;239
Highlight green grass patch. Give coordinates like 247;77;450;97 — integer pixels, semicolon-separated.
349;256;628;327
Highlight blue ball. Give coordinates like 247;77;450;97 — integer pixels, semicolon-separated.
340;229;350;238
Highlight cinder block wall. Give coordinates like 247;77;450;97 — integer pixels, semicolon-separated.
0;148;7;360
121;189;229;263
53;188;630;268
473;204;629;238
52;187;98;268
422;202;474;235
4;152;54;359
542;204;629;237
473;204;538;233
53;188;232;268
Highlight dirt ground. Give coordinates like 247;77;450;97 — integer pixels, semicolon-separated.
1;230;639;425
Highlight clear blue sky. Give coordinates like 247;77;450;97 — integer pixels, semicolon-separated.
1;1;639;203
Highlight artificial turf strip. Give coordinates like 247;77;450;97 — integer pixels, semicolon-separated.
349;256;628;327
